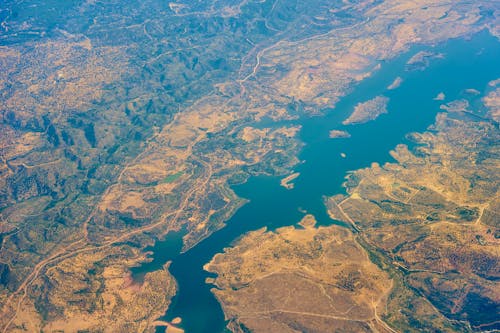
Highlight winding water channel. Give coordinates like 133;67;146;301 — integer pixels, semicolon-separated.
131;31;500;333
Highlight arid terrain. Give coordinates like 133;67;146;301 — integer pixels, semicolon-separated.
206;215;395;333
329;130;351;139
342;96;389;125
1;0;499;331
327;102;500;331
206;89;500;332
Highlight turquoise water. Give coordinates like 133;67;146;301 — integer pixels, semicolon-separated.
130;227;185;284
139;31;500;333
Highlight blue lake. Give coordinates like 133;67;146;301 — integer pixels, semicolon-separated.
132;31;500;333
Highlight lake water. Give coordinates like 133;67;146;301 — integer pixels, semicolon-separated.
130;30;500;333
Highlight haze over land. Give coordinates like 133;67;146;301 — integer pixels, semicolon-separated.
0;0;499;332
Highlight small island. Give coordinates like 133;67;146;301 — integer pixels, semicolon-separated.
465;88;480;95
440;99;469;112
433;92;446;100
328;130;351;139
405;51;444;71
280;172;300;189
342;95;389;125
387;76;403;90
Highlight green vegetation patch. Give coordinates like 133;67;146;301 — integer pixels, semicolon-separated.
162;171;184;183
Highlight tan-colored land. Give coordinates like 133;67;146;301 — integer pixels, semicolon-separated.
153;319;184;333
328;130;351;139
434;92;446;100
280;172;300;190
387;77;403;90
483;84;500;121
1;0;499;331
206;215;394;333
406;51;445;71
343;96;389;125
207;97;500;332
488;78;500;87
440;99;469;113
328;107;500;331
43;262;176;333
465;88;480;95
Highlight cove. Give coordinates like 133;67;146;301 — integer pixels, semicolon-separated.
140;30;500;333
